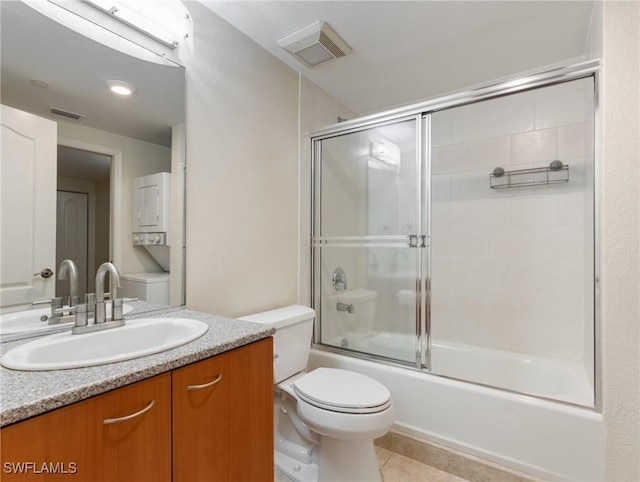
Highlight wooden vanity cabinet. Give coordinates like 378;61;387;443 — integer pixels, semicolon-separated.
1;373;171;482
0;338;273;482
172;337;274;482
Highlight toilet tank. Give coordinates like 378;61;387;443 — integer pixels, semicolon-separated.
238;305;314;383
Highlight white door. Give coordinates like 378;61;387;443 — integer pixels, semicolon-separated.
1;104;57;307
56;191;88;298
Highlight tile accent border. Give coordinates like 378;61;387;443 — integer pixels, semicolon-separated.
375;430;541;482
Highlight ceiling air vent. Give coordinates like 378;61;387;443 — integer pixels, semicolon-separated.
50;107;85;120
278;21;352;68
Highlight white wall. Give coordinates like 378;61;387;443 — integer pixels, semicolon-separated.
57;121;171;276
601;2;640;480
184;3;299;317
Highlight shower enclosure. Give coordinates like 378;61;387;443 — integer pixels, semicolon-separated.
312;65;597;407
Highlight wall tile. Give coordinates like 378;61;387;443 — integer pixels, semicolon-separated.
558;122;590;159
468;136;510;171
451;169;492;200
556;191;585;225
468;198;512;228
431;201;470;228
447;227;490;258
432;143;470;174
431;174;452;202
489;227;536;259
510;128;557;165
450;102;491;144
431;109;453;147
511;196;558;226
535;86;590;129
487;92;535;138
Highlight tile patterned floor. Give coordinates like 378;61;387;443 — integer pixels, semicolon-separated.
274;446;469;482
376;446;469;482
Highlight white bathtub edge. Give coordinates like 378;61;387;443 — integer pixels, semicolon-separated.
309;348;605;481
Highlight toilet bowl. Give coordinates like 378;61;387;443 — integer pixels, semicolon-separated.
239;305;394;482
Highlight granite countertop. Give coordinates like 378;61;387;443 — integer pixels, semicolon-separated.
0;308;275;427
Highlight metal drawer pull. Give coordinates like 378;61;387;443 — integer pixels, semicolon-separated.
103;400;155;425
187;373;223;391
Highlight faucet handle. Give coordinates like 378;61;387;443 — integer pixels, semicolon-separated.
75;303;88;328
112;299;123;321
85;293;96;313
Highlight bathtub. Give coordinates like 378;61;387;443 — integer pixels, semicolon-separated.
308;339;604;481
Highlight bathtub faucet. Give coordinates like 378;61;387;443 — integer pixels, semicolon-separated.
337;302;355;314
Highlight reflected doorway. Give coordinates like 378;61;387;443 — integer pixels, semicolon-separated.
56;145;111;298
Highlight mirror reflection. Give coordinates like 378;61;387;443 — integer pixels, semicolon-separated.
0;1;186;324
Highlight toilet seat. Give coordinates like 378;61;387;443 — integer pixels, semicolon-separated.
293;368;391;414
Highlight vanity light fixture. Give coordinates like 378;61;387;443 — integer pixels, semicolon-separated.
82;0;179;49
106;80;135;96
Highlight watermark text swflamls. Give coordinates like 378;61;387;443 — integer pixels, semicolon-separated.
3;462;77;475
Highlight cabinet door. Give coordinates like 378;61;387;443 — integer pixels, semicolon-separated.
172;338;274;482
1;373;171;482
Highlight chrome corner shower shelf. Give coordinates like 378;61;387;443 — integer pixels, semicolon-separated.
490;161;569;189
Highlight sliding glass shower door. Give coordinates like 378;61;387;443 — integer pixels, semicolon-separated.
312;71;596;407
312;117;424;365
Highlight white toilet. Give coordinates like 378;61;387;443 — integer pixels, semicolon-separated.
239;305;394;482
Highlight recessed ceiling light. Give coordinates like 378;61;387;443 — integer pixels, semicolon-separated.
106;80;135;96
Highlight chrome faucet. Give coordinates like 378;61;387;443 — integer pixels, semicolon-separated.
95;262;121;324
58;259;79;307
45;259;80;324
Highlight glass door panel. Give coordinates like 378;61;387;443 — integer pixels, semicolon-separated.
318;119;419;238
313;117;422;366
429;77;595;407
315;246;418;364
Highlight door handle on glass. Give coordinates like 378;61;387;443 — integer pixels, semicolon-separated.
103;400;155;425
34;268;54;279
187;373;223;391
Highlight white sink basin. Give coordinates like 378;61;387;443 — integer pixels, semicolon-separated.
0;303;134;337
1;317;208;371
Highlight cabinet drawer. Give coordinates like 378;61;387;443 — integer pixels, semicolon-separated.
1;373;171;482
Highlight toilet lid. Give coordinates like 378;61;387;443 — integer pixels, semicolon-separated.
293;368;391;414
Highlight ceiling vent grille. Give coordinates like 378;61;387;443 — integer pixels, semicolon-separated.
50;107;85;120
278;21;352;68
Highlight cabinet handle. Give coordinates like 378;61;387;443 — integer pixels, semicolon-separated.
187;373;223;391
103;400;155;425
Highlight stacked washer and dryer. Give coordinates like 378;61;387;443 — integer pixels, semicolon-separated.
121;172;170;305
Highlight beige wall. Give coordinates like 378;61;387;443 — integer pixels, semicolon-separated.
184;3;299;317
57;122;171;276
601;2;640;480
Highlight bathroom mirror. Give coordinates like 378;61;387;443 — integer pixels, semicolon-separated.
0;2;186;317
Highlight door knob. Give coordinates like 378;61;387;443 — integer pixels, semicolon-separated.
34;268;54;279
